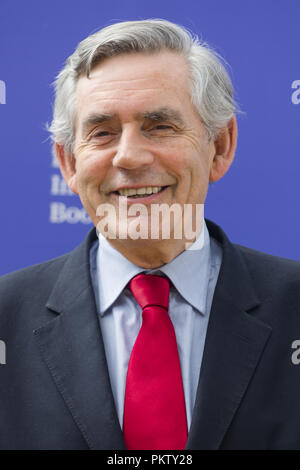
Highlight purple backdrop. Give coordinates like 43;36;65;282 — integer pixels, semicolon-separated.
0;0;299;275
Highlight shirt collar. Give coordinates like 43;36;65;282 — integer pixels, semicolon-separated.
96;216;211;316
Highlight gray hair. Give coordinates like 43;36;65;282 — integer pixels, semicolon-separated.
46;19;242;156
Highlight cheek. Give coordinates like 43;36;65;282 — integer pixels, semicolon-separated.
75;148;111;186
168;141;207;181
170;142;211;202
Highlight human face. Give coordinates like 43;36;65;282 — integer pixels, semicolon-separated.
72;51;216;245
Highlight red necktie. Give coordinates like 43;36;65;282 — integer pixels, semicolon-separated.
123;273;188;450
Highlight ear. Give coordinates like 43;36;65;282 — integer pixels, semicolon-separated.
209;116;238;182
55;143;79;195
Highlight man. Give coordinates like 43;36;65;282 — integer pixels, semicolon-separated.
0;19;300;450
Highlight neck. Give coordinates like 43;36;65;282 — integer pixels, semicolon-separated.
103;233;200;268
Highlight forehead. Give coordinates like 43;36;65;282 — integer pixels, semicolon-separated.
75;51;192;125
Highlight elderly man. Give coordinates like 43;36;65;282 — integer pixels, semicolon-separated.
0;19;300;450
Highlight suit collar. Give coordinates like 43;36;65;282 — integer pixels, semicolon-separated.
95;218;211;316
205;219;260;311
35;227;126;450
186;219;272;449
35;219;272;450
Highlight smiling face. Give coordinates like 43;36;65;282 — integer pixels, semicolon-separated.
56;50;237;266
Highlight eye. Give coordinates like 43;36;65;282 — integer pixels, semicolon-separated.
154;124;173;130
149;124;176;133
94;131;112;137
89;129;116;145
144;123;177;138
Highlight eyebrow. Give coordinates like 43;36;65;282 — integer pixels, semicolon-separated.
82;113;117;134
81;107;185;135
138;107;185;126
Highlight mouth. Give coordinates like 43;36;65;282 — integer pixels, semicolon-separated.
110;185;170;203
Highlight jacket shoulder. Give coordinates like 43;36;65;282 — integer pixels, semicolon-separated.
234;243;300;305
0;253;70;309
235;243;300;277
0;227;96;336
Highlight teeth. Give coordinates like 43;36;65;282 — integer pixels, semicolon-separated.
118;186;163;196
137;188;147;195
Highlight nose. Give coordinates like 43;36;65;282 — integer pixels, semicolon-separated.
112;126;155;169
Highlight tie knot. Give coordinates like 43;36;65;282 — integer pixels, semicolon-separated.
129;273;170;310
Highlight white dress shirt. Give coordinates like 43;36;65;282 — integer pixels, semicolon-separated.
89;217;223;430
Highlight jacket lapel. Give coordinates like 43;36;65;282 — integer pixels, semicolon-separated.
34;228;126;450
185;220;272;449
34;220;272;450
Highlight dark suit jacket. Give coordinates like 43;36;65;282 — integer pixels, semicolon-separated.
0;219;300;450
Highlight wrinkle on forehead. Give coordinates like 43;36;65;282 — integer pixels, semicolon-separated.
76;50;189;95
74;51;193;134
77;74;179;98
